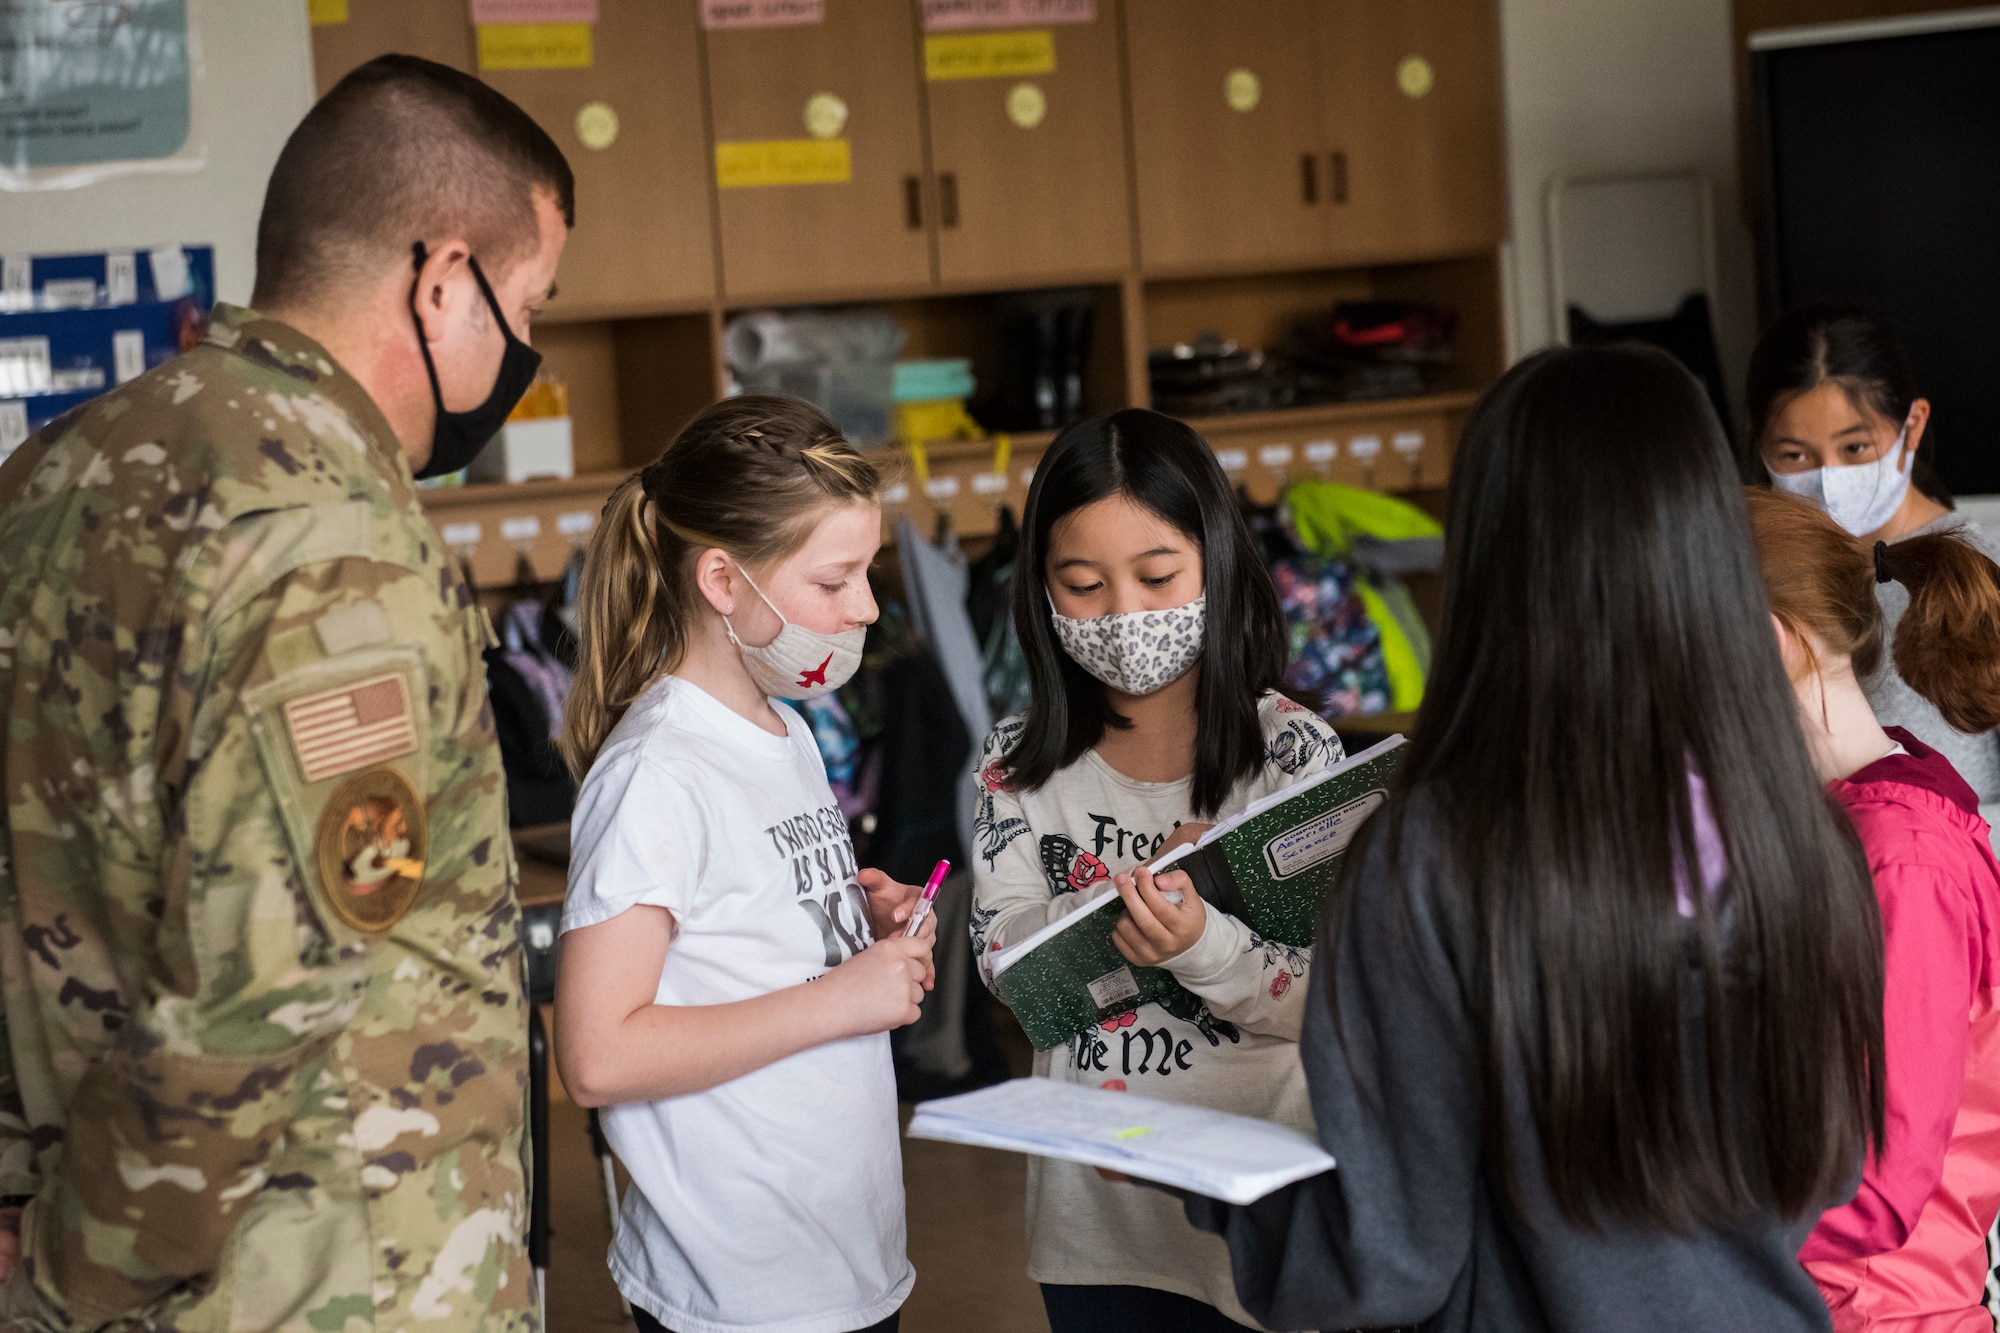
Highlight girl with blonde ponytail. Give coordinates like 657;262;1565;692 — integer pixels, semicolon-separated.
554;396;935;1333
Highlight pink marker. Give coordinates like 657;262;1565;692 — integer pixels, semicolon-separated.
904;859;951;938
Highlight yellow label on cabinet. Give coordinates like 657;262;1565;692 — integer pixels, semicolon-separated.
477;22;594;70
715;138;852;188
924;29;1056;80
308;0;348;24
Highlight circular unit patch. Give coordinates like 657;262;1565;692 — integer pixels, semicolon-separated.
1007;81;1047;129
1397;54;1435;99
315;768;428;932
1225;67;1261;113
576;100;620;150
804;91;849;140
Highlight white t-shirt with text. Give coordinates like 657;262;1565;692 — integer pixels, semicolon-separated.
563;676;913;1333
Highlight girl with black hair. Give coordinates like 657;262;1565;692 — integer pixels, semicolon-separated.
1185;346;1884;1332
970;408;1344;1332
1746;304;2000;816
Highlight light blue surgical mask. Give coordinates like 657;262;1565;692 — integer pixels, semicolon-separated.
1770;421;1913;537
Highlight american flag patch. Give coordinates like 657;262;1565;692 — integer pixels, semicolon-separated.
283;673;418;784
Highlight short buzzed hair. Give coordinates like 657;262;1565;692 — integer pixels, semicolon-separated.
253;55;575;311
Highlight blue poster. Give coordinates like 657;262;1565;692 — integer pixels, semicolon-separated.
0;0;192;171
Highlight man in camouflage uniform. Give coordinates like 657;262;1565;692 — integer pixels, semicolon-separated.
0;56;571;1330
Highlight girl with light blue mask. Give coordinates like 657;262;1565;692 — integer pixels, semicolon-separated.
1745;303;2000;829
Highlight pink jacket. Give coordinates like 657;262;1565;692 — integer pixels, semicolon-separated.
1802;728;2000;1332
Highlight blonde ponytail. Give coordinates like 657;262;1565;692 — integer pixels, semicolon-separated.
559;395;882;778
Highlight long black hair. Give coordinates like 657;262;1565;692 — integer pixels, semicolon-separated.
1743;303;1952;507
998;409;1295;816
1356;344;1883;1229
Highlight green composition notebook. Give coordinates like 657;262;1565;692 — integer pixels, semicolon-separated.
989;736;1405;1051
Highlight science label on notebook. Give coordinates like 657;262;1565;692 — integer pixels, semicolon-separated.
988;735;1404;1050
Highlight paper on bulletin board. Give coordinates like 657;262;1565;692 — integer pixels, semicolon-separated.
702;0;823;29
0;0;201;190
309;0;349;24
923;0;1092;29
477;22;594;70
470;0;597;22
715;138;850;188
924;30;1056;80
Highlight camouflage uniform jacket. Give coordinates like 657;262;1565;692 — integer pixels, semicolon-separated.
0;305;534;1332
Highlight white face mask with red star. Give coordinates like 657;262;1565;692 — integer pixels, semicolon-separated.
724;562;865;700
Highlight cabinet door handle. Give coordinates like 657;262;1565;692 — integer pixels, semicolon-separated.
904;175;923;230
939;172;960;228
1300;153;1318;204
1330;151;1349;205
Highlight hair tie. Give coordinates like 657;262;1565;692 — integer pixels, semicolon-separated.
1874;540;1894;585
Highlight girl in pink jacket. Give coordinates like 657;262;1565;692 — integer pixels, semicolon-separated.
1748;486;2000;1332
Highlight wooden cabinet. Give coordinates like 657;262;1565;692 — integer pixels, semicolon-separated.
1320;0;1506;263
311;0;473;94
703;1;932;302
479;0;716;316
1124;0;1331;275
925;6;1133;287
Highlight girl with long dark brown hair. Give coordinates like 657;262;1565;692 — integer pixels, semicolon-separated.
1179;346;1884;1331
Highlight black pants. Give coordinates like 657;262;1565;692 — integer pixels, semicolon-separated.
1041;1283;1253;1333
631;1305;899;1333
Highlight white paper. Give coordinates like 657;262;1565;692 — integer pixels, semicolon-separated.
908;1078;1334;1205
0;400;26;457
0;336;52;397
105;252;138;306
148;245;188;300
0;257;29;313
112;330;146;385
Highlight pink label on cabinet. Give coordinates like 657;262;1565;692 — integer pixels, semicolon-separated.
702;0;824;29
470;0;597;21
923;0;1093;29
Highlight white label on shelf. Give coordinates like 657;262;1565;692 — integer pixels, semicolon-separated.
925;475;961;499
1258;443;1293;467
442;522;483;549
0;257;29;313
972;471;1008;495
1349;434;1383;461
1216;448;1248;472
557;511;595;537
41;278;97;310
105;252;137;306
0;401;26;456
1304;439;1337;464
0;337;52;396
501;516;542;543
1392;430;1425;457
112;330;145;384
883;482;911;505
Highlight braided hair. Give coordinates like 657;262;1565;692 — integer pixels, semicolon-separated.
562;395;882;776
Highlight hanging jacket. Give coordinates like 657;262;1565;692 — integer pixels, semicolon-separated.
1284;481;1442;711
1803;727;2000;1332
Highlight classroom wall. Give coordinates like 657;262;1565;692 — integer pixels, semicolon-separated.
1498;0;1761;420
0;0;316;306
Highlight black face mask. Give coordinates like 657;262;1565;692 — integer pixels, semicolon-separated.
408;241;542;480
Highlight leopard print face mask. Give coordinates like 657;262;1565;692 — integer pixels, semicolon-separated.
1048;593;1207;697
